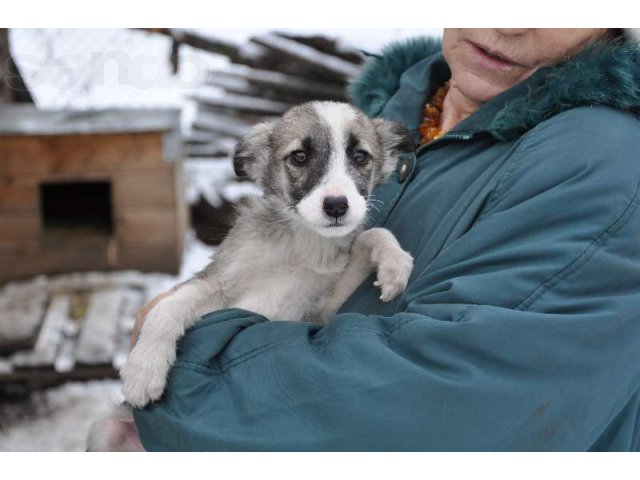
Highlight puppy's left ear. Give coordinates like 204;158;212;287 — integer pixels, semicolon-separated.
373;118;415;176
233;122;275;182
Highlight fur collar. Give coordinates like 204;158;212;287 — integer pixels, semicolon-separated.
349;37;640;140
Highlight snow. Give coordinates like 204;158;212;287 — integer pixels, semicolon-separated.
177;230;217;281
0;282;47;344
184;157;262;209
0;380;123;452
74;288;128;365
222;181;263;204
10;29;228;110
10;296;69;368
185;158;236;207
11;28;442;112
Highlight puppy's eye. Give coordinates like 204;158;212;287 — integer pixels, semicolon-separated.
291;151;308;165
352;150;370;166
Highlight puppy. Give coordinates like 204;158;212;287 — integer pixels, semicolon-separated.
88;101;415;451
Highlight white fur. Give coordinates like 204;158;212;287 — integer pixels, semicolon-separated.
297;103;367;237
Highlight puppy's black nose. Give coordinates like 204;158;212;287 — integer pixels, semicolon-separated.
323;196;349;219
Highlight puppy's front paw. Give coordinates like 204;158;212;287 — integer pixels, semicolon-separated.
120;342;174;408
373;249;413;302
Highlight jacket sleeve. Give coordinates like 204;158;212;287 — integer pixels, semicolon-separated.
134;109;640;451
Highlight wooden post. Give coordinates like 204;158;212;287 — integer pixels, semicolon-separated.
0;29;33;104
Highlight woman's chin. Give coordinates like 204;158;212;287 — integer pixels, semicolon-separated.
450;70;520;105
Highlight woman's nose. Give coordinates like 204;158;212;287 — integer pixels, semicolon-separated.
495;29;530;36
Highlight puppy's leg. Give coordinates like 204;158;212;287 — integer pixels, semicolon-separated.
120;277;223;408
86;403;145;452
320;228;413;324
367;228;414;302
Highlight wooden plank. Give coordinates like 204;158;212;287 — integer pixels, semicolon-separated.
115;209;179;244
0;246;111;283
187;142;236;158
54;335;76;373
205;74;256;97
0;213;40;247
250;34;361;80
74;287;126;365
204;72;339;106
138;29;249;64
191;110;254;139
117;244;181;274
0;281;47;353
38;229;112;251
0;181;38;213
2;164;174;185
1;229;113;254
192;89;290;117
9;295;69;368
0;106;180;136
54;292;85;373
206;65;346;100
0;132;165;175
112;288;144;370
0;238;181;282
277;33;365;64
174;159;188;259
112;168;177;209
184;130;221;145
0;365;119;388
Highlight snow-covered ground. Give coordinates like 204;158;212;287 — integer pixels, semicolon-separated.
0;380;122;452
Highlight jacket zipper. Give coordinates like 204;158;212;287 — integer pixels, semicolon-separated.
415;131;475;156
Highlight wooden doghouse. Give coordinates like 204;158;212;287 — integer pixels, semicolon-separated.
0;106;187;283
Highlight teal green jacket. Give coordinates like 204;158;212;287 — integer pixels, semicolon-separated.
135;38;640;451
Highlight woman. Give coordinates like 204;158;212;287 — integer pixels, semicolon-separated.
133;29;640;451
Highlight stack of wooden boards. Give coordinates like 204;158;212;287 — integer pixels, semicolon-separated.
0;272;170;392
143;29;365;244
185;31;364;157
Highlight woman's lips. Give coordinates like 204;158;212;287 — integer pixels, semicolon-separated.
468;41;524;72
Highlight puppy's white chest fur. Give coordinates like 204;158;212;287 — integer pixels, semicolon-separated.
211;204;354;321
231;268;339;321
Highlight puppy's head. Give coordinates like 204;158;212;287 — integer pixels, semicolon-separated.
233;101;414;237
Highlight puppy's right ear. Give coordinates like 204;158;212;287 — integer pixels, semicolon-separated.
373;118;416;177
233;122;275;181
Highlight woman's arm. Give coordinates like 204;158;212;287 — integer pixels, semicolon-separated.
134;108;640;451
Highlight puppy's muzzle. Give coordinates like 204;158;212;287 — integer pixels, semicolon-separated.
323;196;349;219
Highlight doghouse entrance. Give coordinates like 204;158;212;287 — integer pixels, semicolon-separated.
39;181;114;233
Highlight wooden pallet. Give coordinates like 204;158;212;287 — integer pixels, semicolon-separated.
0;272;171;391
